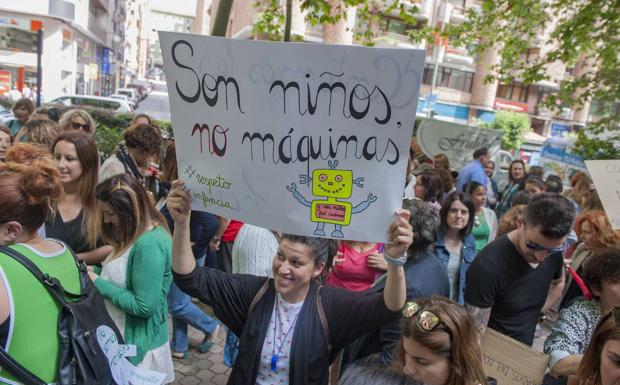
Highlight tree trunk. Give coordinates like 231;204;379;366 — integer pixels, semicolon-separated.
211;0;234;36
322;0;356;44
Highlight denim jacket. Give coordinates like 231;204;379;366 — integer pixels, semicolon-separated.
434;229;477;304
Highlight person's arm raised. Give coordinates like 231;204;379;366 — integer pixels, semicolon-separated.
167;180;196;275
383;209;412;311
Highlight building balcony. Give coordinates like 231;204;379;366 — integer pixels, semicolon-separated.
373;32;426;49
443;45;474;65
379;0;433;21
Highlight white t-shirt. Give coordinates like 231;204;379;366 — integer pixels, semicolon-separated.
256;294;304;384
447;250;461;302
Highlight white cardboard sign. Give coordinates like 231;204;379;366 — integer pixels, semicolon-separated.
160;32;425;242
585;160;620;229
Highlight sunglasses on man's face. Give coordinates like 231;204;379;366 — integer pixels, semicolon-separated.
525;240;565;255
402;301;445;332
71;121;91;131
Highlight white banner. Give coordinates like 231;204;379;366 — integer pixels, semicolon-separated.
585;160;620;230
160;32;424;242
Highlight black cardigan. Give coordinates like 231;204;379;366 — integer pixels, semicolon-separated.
173;266;400;385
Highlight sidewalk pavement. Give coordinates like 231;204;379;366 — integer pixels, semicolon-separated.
169;302;231;385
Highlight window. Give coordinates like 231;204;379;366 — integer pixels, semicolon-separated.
422;64;473;92
496;82;529;102
376;16;424;35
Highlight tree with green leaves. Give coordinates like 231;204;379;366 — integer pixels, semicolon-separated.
480;111;530;152
251;0;619;159
438;0;619;159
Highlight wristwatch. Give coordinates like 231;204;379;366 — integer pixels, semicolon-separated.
212;236;221;242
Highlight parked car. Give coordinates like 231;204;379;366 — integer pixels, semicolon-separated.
115;88;140;106
47;95;133;113
127;84;146;100
109;93;136;109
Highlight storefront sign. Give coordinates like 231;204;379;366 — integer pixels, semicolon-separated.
0;71;11;95
102;48;110;75
549;121;571;138
538;138;587;186
89;63;99;80
160;32;425;242
494;99;529;113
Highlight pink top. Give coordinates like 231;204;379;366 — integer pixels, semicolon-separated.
327;243;383;292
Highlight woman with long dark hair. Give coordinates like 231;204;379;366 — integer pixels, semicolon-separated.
167;179;412;384
466;181;498;253
46;131;112;263
496;159;526;217
434;192;476;304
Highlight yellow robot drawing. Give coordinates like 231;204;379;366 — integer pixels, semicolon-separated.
286;160;377;238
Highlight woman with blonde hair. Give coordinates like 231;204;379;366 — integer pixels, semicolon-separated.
14;118;60;148
59;108;96;135
89;173;174;381
46;131;112;263
393;296;489;385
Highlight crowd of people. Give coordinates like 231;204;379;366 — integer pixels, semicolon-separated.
0;96;618;385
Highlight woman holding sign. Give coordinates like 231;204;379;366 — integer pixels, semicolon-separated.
167;179;411;385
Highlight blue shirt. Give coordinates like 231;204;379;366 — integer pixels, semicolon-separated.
455;159;487;192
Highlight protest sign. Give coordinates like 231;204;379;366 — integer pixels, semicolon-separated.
481;328;549;385
416;118;503;171
160;32;425;242
96;325;166;385
585;160;620;229
539;138;587;187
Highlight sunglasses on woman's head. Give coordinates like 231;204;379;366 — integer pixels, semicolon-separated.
402;301;445;332
71;121;91;131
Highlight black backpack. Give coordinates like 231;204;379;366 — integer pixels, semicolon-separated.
0;245;123;385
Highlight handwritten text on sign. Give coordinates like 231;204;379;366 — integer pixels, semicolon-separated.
160;32;425;242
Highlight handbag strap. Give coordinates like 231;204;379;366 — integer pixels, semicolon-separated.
0;246;82;305
0;347;46;385
566;264;593;300
316;286;332;352
247;278;270;317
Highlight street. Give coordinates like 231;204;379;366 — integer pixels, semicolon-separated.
135;82;171;122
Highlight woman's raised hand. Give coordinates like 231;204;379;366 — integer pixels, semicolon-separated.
167;180;192;224
386;209;413;259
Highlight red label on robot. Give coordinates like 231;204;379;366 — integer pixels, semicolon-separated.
315;204;346;221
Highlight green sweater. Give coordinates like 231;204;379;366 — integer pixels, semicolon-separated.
94;226;172;364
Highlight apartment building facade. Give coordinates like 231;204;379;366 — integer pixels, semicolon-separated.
214;0;591;137
0;0;126;100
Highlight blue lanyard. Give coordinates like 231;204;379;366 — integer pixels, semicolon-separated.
270;295;301;372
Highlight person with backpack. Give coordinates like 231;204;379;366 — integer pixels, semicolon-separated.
167;179;412;385
0;148;77;384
